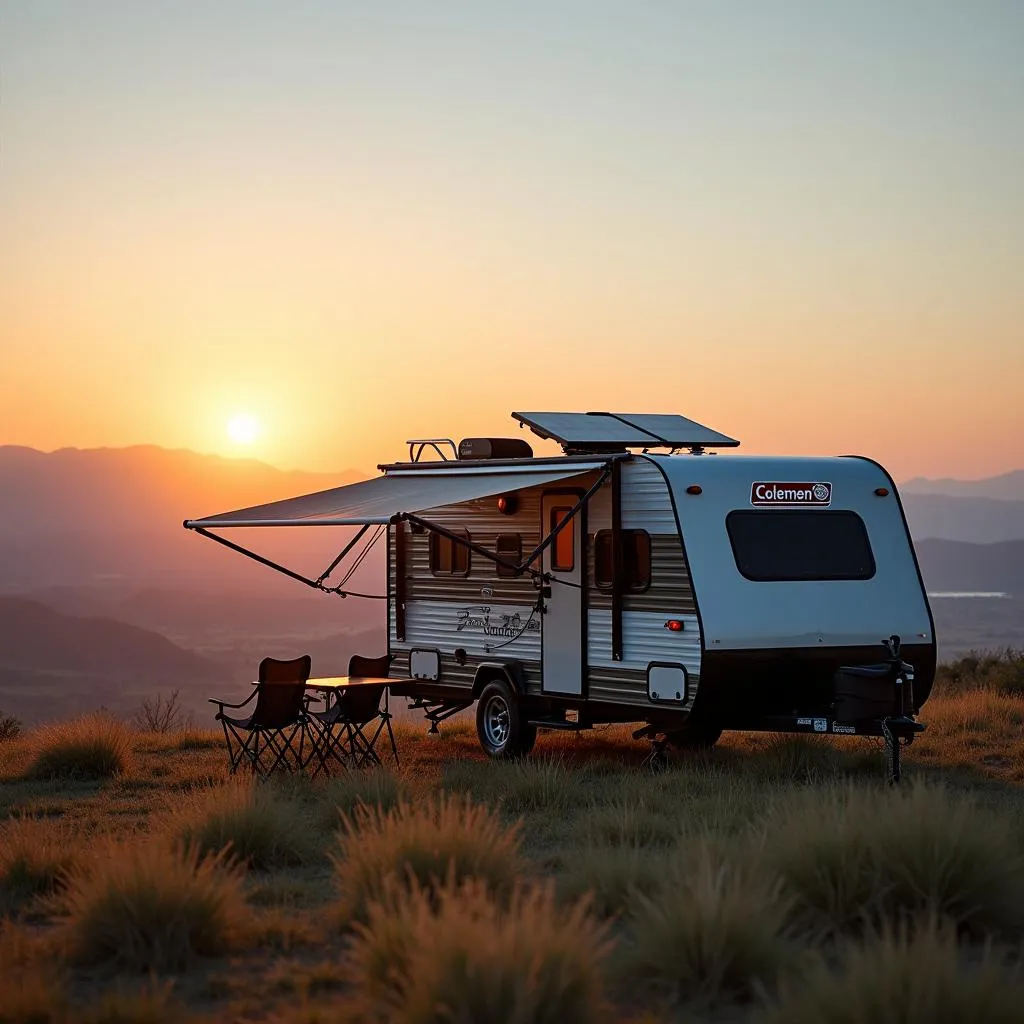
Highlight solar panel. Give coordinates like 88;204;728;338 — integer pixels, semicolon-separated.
511;411;740;451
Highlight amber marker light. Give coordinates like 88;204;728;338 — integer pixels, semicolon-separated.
875;487;890;497
664;619;685;632
686;485;702;495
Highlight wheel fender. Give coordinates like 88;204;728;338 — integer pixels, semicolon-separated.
472;661;525;698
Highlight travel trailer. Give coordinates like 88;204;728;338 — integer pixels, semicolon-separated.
185;411;934;778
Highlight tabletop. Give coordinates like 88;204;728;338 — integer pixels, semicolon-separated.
306;675;410;690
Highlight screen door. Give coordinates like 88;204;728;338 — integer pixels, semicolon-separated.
540;494;583;696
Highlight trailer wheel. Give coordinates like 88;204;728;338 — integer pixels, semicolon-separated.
665;719;722;751
476;681;535;758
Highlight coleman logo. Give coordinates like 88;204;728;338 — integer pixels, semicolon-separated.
751;481;832;507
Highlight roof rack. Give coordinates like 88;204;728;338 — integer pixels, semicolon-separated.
405;438;457;463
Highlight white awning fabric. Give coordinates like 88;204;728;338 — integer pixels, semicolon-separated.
184;463;606;529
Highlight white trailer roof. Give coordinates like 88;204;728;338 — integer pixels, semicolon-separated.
185;463;605;528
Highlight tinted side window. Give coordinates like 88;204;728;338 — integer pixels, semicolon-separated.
726;510;875;582
594;529;652;592
495;534;522;578
430;529;471;576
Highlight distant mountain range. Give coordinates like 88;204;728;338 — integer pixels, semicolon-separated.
0;444;379;598
0;442;1020;602
900;469;1024;502
0;597;219;678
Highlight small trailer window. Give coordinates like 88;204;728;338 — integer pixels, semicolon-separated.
430;529;471;576
594;530;651;591
495;534;522;578
726;510;876;582
550;506;575;571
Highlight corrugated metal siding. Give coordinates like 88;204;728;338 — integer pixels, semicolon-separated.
589;611;701;672
395;599;542;661
587;535;695;612
620;460;678;532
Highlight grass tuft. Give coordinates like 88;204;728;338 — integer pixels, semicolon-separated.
347;879;612;1024
762;782;1024;937
331;795;523;925
617;842;799;1010
0;818;79;915
558;845;673;919
757;920;1024;1024
61;839;249;971
316;768;405;831
166;778;321;870
26;714;133;781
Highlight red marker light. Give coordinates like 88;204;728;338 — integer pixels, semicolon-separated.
874;487;889;497
497;495;518;515
686;485;702;495
664;619;685;632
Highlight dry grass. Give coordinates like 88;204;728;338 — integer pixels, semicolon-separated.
3;671;1024;1021
761;781;1024;938
166;778;321;870
60;839;250;971
757;920;1024;1024
346;879;612;1024
617;842;800;1011
315;768;406;831
26;715;134;782
331;795;524;924
0;817;80;915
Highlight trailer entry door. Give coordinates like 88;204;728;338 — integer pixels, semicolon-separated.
541;494;583;696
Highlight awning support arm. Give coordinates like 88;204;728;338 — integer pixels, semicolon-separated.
315;524;370;585
188;526;386;599
520;464;612;570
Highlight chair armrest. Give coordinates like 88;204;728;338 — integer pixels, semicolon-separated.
207;687;259;710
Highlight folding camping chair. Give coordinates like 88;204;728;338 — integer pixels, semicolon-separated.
309;654;398;771
209;655;314;778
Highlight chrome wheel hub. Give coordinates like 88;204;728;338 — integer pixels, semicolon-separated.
483;695;511;747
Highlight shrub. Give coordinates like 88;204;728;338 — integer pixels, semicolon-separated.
0;711;22;742
331;796;523;925
27;714;133;781
317;769;405;831
935;649;1024;697
61;840;249;971
617;842;798;1010
762;782;1024;938
167;779;321;870
132;690;192;734
0;818;78;914
757;921;1024;1024
347;879;612;1024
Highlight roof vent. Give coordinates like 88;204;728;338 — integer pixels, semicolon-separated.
458;437;534;461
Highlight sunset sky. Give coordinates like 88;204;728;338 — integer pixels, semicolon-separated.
2;2;1022;480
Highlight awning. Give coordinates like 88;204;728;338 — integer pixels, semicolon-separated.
184;462;608;529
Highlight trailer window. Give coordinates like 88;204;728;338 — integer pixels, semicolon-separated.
594;530;651;591
550;506;575;571
495;534;522;578
430;529;471;576
726;511;875;582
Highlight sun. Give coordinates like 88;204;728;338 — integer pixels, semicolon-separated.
227;413;260;445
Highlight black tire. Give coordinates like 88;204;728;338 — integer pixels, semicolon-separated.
665;718;722;751
476;680;534;759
